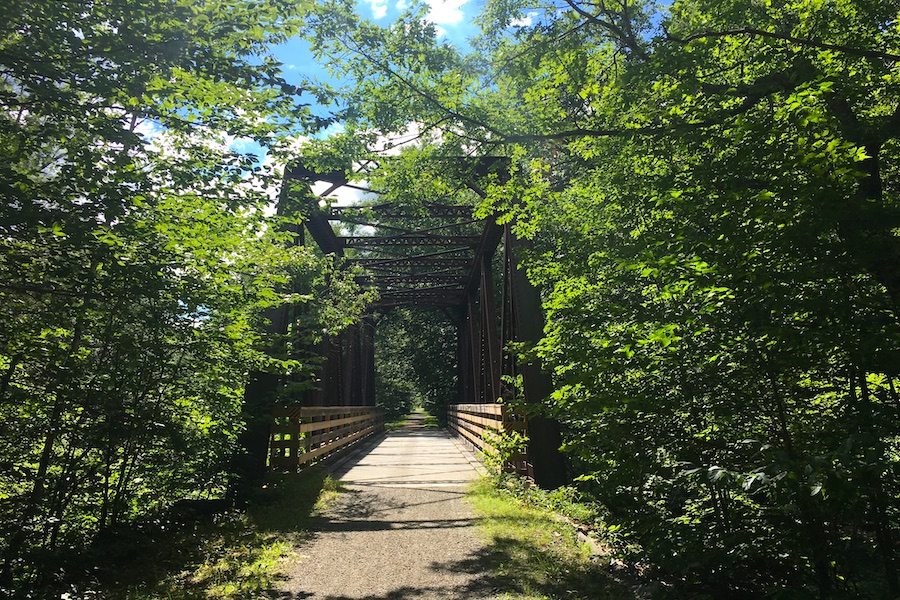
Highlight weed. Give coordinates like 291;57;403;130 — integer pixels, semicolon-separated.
468;477;636;600
47;468;341;599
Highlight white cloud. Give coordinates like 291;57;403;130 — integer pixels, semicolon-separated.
319;122;347;138
425;0;468;24
312;181;365;207
134;118;163;141
365;0;388;19
510;11;537;27
373;123;427;155
228;136;256;152
396;0;409;9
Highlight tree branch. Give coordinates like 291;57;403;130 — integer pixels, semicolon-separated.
341;36;508;140
498;84;778;144
666;28;900;62
562;0;648;60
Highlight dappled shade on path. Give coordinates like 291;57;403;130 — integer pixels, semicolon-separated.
278;413;494;599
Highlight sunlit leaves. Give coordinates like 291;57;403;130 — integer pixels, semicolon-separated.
0;1;360;591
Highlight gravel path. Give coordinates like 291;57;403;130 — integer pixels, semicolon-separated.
278;414;495;600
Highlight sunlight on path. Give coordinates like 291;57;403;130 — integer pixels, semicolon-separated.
280;413;495;599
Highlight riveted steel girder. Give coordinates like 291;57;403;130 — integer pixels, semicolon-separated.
355;274;469;285
277;157;567;490
340;235;481;248
351;257;471;269
330;204;473;219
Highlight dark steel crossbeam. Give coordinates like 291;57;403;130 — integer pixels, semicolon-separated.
330;204;473;219
378;289;465;298
356;274;469;285
341;235;481;248
351;258;472;270
370;298;461;309
334;218;482;236
356;267;469;279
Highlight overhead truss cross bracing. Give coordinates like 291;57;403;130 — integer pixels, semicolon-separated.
233;159;567;490
292;160;508;313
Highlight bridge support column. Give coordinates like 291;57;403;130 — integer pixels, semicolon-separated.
229;302;290;504
466;292;481;403
480;252;501;403
342;325;358;405
361;317;376;406
326;334;342;405
505;225;567;489
453;307;471;405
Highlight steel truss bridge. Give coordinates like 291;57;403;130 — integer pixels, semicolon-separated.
231;158;566;499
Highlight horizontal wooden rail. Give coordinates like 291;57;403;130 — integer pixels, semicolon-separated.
269;405;384;470
447;403;528;475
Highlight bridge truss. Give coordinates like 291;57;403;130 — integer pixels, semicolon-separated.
231;158;565;497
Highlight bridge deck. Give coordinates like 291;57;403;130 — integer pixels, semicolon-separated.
280;413;494;599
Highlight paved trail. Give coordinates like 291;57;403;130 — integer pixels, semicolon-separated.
280;414;495;600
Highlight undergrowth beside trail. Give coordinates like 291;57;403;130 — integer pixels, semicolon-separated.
384;416;410;430
385;408;441;430
468;476;639;600
53;470;340;600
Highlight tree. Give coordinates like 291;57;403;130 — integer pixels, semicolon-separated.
304;0;900;594
374;307;459;422
0;1;362;593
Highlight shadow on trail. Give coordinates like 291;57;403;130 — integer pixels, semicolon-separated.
45;467;337;599
278;418;633;599
280;514;633;600
274;532;631;599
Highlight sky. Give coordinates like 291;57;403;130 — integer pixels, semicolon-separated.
273;0;484;81
261;0;490;205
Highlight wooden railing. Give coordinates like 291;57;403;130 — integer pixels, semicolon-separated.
269;406;384;470
447;403;528;474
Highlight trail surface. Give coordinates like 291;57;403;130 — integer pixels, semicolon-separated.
280;413;494;600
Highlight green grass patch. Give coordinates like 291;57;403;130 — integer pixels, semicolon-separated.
467;477;635;600
53;469;341;599
386;407;441;430
384;416;410;430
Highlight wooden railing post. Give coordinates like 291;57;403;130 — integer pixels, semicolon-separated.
446;403;528;477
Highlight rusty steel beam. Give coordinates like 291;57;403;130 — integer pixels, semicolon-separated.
349;256;471;268
340;235;481;248
377;289;465;299
356;274;469;285
371;299;461;310
480;253;501;404
504;224;567;489
329;203;473;219
332;218;481;236
461;221;503;301
361;317;376;406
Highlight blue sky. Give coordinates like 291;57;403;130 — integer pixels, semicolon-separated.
272;0;487;99
231;0;492;198
236;0;537;205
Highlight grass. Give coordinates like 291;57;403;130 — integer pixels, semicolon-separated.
184;471;344;599
422;414;441;428
384;416;409;430
467;477;637;600
51;469;342;599
385;407;441;430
